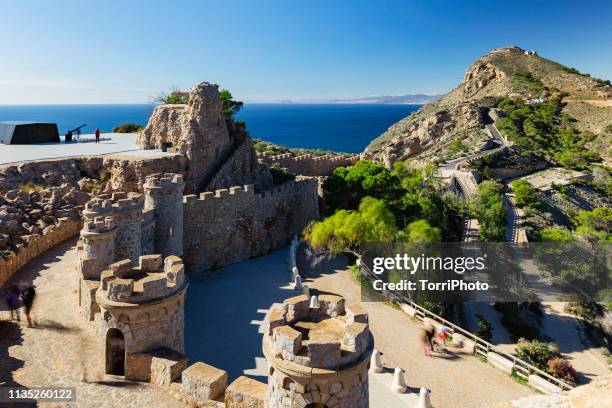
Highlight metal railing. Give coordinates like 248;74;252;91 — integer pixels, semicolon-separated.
357;258;574;392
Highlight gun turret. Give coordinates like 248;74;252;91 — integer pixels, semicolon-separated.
65;124;86;142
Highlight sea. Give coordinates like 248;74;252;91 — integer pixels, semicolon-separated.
0;103;420;153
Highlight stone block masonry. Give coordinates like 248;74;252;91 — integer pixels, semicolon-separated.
183;178;319;271
0;217;81;286
260;152;358;177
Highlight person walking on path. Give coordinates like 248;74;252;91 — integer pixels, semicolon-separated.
95;128;100;143
422;323;435;356
20;286;36;327
5;283;21;321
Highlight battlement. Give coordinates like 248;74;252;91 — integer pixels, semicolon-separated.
113;194;144;212
99;254;186;304
144;172;185;190
83;198;113;219
183;184;255;205
184;179;316;205
265;295;370;370
82;216;116;234
260;152;358;177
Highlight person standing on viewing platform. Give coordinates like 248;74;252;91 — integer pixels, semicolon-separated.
95;128;100;143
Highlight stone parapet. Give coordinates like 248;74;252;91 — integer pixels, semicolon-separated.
0;217;81;287
225;376;266;408
99;255;185;304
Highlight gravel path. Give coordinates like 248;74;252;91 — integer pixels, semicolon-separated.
304;267;535;408
0;238;184;408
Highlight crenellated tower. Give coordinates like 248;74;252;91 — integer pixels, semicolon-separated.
96;254;188;377
143;173;185;258
263;294;372;408
77;209;117;320
108;192;144;263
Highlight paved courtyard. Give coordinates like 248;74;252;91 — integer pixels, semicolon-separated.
0;133;171;165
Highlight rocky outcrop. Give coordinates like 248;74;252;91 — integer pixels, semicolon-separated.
365;102;482;167
139;82;271;193
103;154;186;192
0;185;87;285
206;129;272;191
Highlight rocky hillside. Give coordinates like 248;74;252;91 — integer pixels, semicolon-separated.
365;46;612;167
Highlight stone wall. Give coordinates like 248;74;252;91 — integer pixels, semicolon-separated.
183;178;319;271
0;217;81;286
490;160;548;179
260;152;358;177
143;174;185;258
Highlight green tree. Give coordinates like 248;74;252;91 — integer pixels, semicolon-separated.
323;160;402;212
219;89;244;122
305;196;397;253
511;179;539;207
404;219;442;242
471;180;506;241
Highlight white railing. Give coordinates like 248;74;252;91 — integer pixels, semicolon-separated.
357;258;574;392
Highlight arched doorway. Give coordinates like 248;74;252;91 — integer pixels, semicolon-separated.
105;328;125;375
305;404;328;408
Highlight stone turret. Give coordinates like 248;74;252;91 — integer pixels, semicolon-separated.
263;295;372;408
79;216;117;280
143;173;185;258
109;192;144;263
96;254;188;377
77;215;117;320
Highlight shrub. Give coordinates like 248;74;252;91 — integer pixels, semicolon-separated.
219;89;244;122
475;314;493;341
537;228;573;242
547;357;576;383
495;302;540;340
269;163;295;185
18;183;45;193
112;122;144;133
515;339;559;370
511;179;539;207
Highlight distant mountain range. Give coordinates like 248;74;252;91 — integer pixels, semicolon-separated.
330;94;441;104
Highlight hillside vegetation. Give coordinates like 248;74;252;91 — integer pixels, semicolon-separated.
366;46;612;167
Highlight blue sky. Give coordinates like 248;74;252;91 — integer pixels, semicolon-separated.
1;0;611;104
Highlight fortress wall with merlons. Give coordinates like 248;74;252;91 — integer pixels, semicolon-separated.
0;218;81;286
260;153;358;176
183;178;319;271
